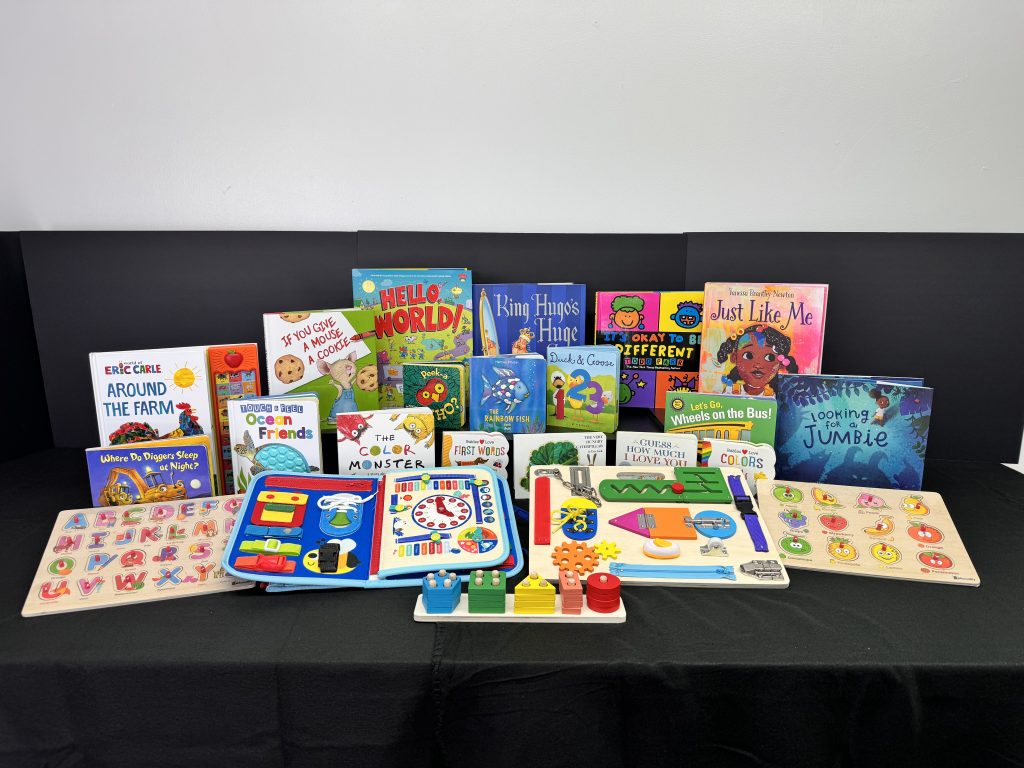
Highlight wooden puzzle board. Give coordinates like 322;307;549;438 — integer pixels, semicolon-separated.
23;496;253;617
529;465;789;588
756;480;980;587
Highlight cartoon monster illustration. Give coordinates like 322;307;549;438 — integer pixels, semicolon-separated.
480;366;531;413
317;351;360;419
511;328;535;355
900;495;930;516
174;402;205;436
234;431;319;474
607;295;645;330
336;413;374;445
714;324;798;396
827;537;858;562
669;300;702;331
390;411;435;448
856;492;890;509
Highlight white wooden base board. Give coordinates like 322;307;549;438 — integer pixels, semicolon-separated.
413;594;626;623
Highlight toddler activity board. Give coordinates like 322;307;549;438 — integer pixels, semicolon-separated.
222;467;522;588
23;496;252;617
757;480;979;586
528;464;789;588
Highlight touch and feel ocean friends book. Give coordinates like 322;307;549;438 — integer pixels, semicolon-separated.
85;436;216;508
664;391;778;444
263;309;378;429
207;343;262;494
476;283;586;358
468;355;546;434
228;396;322;493
336;407;437;474
594;291;703;408
697;283;828;396
403;362;467;429
352;268;473;409
546;346;621;433
775;375;933;490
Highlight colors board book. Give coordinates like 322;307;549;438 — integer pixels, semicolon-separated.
85;436;216;508
546;345;620;433
352;268;474;409
207;343;262;494
775;374;933;490
476;283;586;358
698;283;828;396
595;290;703;408
512;432;607;499
263;309;379;429
228;396;322;493
336;407;436;475
468;355;546;434
664;391;778;445
403;362;467;429
22;495;252;617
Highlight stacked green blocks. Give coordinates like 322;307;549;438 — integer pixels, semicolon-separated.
468;569;507;614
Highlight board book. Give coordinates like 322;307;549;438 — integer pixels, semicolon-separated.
594;290;703;408
85;436;216;508
546;345;620;433
775;374;933;490
698;283;828;396
615;431;698;468
336;407;436;475
476;283;586;358
263;309;378;429
228;396;322;493
468;355;546;434
441;431;510;479
697;438;776;493
664;391;778;444
222;467;523;588
403;362;467;429
528;464;789;588
207;343;262;494
22;495;252;617
512;432;607;500
352;267;473;409
757;479;979;586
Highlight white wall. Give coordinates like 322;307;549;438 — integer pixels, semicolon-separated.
2;1;1022;468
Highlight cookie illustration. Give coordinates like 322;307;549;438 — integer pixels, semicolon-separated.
355;365;378;391
274;354;305;384
279;312;310;323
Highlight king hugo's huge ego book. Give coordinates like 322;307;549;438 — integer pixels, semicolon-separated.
352;268;473;409
698;283;828;397
476;283;586;358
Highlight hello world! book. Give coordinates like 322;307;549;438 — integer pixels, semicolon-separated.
546;345;620;433
476;283;586;358
352;268;473;409
698;283;828;396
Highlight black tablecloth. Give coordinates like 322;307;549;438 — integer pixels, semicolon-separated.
1;449;1022;768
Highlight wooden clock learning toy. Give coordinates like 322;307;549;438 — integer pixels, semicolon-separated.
528;464;790;588
222;467;523;589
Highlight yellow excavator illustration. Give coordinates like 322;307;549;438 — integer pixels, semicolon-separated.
98;467;187;507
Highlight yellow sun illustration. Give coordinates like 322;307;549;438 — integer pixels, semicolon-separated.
361;279;375;294
168;364;201;392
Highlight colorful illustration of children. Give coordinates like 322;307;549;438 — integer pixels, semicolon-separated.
869;388;891;425
607;295;645;330
715;324;798;396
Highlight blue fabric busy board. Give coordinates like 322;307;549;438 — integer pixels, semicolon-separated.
222;467;522;588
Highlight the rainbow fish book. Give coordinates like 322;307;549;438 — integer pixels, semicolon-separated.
352;268;473;409
546;345;620;433
697;283;828;396
85;435;216;508
594;290;703;408
402;362;467;429
263;309;379;429
468;355;546;434
476;283;586;358
775;374;932;490
207;343;262;494
228;396;322;493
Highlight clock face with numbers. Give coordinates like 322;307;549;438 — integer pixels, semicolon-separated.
412;494;472;530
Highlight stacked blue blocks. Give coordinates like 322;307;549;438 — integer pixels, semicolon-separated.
422;570;461;614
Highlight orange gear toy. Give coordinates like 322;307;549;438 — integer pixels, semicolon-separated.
551;541;601;575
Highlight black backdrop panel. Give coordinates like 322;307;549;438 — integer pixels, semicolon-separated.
686;232;1024;462
22;231;357;448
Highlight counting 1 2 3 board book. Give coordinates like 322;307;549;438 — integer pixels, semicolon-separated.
594;290;703;408
263;309;379;429
228;396;322;493
698;283;828;396
336;407;437;474
476;283;587;358
528;464;789;588
468;355;546;434
403;362;467;429
352;268;474;409
546;345;620;433
207;343;262;494
222;467;522;588
85;436;216;508
757;479;978;586
22;495;252;617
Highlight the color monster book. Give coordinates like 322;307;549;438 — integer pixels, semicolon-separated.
263;309;378;429
228;396;322;493
403;362;467;429
476;283;586;358
698;283;828;396
90;346;216;448
336;407;437;474
775;375;933;490
546;346;620;433
352;268;473;408
468;355;546;434
207;344;262;494
85;436;216;507
594;291;703;408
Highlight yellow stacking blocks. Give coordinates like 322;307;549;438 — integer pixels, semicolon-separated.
513;571;556;615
